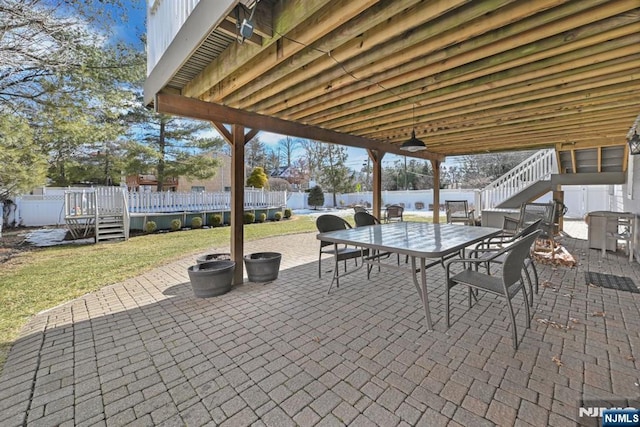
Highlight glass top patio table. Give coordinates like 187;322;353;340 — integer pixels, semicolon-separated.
317;222;502;329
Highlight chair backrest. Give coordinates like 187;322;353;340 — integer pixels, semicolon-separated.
501;230;541;287
386;205;403;220
316;214;353;248
354;211;380;227
519;202;556;238
445;200;471;220
316;214;352;233
353;206;367;213
513;218;542;239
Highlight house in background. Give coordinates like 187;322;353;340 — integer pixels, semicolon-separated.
125;174;178;192
126;152;233;192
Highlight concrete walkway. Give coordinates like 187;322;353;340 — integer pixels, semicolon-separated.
1;221;639;426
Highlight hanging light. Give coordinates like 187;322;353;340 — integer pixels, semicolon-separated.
400;104;426;152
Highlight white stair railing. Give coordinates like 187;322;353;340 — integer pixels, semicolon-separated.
480;149;557;210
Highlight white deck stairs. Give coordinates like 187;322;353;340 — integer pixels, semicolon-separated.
64;187;130;243
480;145;628;211
96;215;127;242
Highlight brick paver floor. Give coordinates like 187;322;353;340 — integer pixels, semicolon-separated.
1;220;639;426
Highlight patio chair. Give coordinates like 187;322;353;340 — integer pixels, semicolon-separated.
445;200;475;226
384;204;404;223
470;219;542;307
354;211;399;269
604;215;634;262
353;206;368;214
316;214;369;291
505;202;557;256
354;211;380;227
445;229;541;350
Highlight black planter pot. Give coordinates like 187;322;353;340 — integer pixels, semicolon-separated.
244;252;282;282
196;253;231;264
187;260;235;298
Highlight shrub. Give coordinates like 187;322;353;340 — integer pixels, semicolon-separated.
145;221;157;233
308;186;324;209
191;216;203;229
257;213;267;223
243;212;255;224
284;208;292;219
274;211;282;221
170;219;182;231
209;214;223;227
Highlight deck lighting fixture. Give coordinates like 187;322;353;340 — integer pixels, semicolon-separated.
400;104;426;152
627;113;640;155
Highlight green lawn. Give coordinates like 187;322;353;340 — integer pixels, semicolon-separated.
0;212;434;373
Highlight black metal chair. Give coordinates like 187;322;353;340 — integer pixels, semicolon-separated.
384;205;404;223
353;206;368;214
470;219;542;307
354;211;398;271
505;202;557;258
316;214;368;292
445;229;541;350
354;211;380;227
445;200;475;226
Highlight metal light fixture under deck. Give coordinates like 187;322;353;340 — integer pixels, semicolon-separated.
400;104;427;152
400;130;426;152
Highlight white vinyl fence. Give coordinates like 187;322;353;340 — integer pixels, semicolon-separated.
6;185;620;227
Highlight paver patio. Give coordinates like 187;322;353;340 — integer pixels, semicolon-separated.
1;221;639;426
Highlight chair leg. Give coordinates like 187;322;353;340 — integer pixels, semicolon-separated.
445;283;451;327
529;258;539;295
521;284;531;327
504;295;520;350
522;268;534;308
318;251;322;278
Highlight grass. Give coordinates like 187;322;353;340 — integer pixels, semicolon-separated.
0;216;318;373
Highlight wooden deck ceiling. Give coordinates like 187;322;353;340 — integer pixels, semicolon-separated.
153;0;640;159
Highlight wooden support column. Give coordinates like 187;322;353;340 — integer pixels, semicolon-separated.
553;188;564;234
368;149;384;219
431;160;441;224
230;125;246;285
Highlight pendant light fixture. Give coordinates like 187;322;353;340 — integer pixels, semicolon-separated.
400;103;426;152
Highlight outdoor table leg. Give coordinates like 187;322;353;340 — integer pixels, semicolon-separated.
410;256;432;330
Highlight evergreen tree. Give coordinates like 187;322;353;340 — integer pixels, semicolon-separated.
124;101;224;191
0;114;47;202
246;167;269;189
308;186;324;209
316;144;355;207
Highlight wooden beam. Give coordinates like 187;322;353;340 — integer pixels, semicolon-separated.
181;0;332;100
368;149;384;220
328;52;640;133
228;0;464;109
264;0;567;116
285;8;637;121
191;0;378;102
155;93;445;161
431;160;441;224
284;1;637;121
212;122;232;142
231;125;246;285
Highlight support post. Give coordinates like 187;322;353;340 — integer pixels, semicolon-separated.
431;160;441;224
368;149;384;219
231;125;246;285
